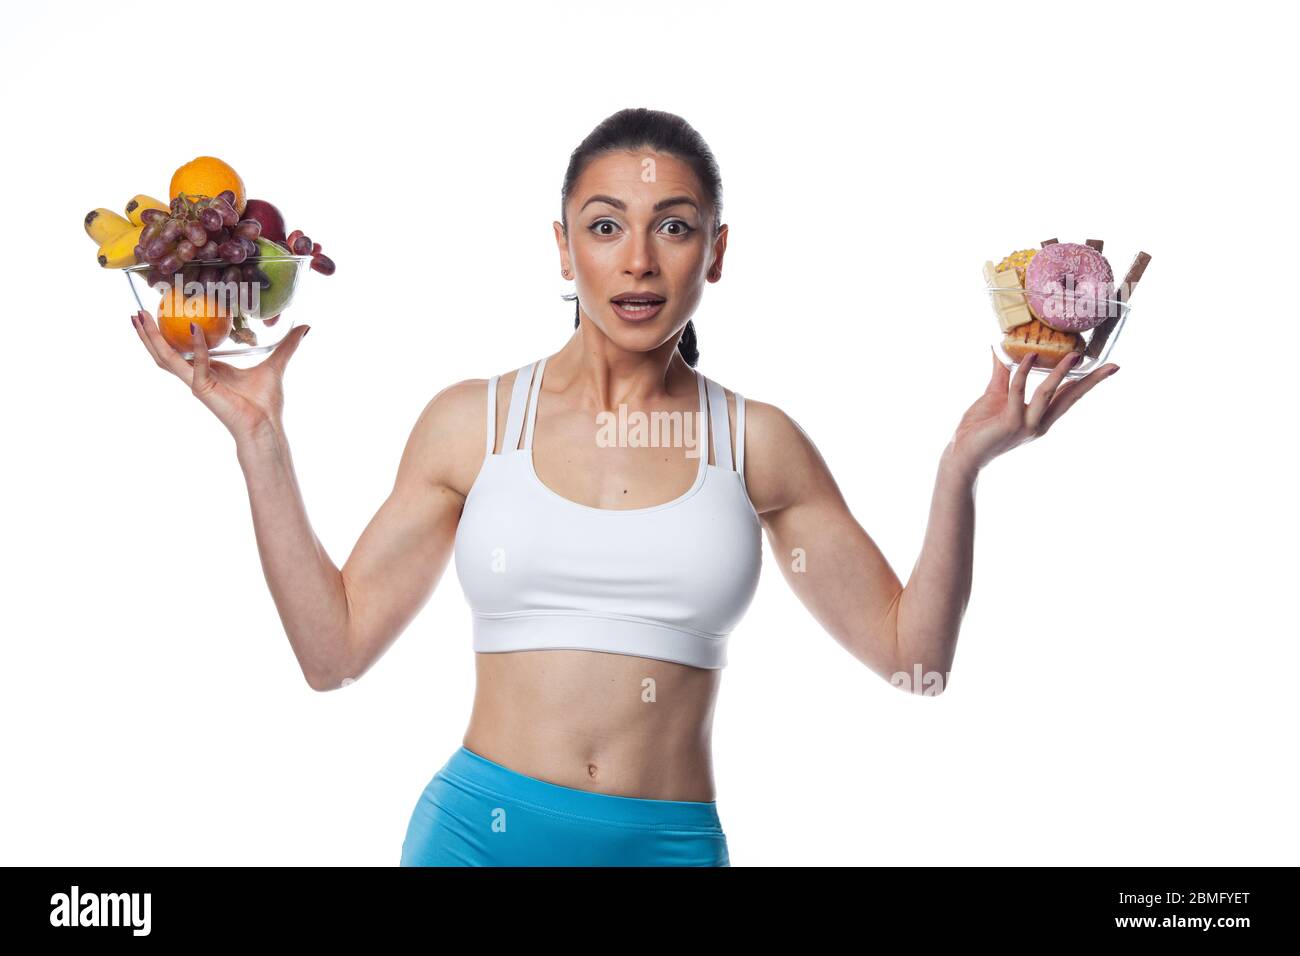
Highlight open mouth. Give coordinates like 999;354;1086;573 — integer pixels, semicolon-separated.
611;293;666;321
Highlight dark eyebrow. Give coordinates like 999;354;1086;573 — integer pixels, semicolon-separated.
579;194;700;214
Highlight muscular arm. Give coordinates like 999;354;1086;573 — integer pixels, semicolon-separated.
743;397;977;693
238;378;486;691
330;379;491;689
890;445;977;690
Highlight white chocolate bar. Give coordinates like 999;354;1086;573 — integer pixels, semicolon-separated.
984;260;1033;332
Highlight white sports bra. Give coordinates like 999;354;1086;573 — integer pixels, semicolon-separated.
453;355;762;669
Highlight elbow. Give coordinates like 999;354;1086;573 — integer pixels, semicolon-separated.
300;627;359;692
887;667;951;696
886;592;958;696
304;667;334;692
888;618;956;696
303;659;358;692
306;673;335;692
888;640;954;696
306;671;356;692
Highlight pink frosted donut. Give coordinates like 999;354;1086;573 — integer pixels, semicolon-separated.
1025;242;1115;332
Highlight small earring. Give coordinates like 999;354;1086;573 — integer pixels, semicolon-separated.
562;269;570;278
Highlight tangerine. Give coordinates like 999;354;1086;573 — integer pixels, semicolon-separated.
158;288;234;352
169;156;246;215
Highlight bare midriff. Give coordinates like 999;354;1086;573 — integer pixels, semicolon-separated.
463;649;721;802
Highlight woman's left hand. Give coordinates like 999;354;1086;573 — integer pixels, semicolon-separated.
947;347;1119;473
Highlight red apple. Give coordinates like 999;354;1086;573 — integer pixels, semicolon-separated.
242;199;287;245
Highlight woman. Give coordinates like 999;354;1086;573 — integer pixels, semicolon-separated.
128;108;1118;866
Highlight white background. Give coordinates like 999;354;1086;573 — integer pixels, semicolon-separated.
2;0;1295;866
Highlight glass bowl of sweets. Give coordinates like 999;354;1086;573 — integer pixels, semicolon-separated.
984;237;1151;380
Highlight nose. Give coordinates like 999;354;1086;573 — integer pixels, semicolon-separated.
622;230;659;277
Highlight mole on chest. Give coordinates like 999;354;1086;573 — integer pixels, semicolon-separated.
535;452;701;509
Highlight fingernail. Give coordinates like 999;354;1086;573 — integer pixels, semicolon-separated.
130;314;138;328
303;326;310;337
1068;352;1082;365
1108;366;1120;375
190;323;197;335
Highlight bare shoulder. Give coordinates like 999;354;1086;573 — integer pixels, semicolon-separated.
398;368;531;499
392;376;479;500
730;390;841;518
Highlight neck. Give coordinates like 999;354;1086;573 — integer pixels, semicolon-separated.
548;319;695;410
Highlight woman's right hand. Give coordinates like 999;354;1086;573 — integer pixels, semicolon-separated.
130;309;311;445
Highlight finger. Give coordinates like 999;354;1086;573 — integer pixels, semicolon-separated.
189;321;212;393
131;310;160;364
1039;365;1116;431
1026;351;1081;430
1009;351;1036;403
264;323;311;375
131;310;150;350
135;310;194;387
986;345;1010;393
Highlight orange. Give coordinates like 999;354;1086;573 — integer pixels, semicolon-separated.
169;156;246;215
158;289;234;352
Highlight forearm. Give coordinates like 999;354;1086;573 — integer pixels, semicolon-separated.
235;423;352;689
893;441;980;680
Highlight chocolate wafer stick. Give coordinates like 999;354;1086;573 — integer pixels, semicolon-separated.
1041;238;1058;248
1085;251;1151;359
1085;239;1104;252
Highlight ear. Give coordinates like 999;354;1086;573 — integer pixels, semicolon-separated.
706;223;729;283
552;220;571;275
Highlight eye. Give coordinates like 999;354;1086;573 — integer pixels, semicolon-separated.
587;217;696;238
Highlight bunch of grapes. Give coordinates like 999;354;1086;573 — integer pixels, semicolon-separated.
133;190;269;293
285;228;336;276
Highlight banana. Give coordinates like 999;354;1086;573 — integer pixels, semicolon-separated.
97;223;145;268
85;208;134;245
125;194;169;227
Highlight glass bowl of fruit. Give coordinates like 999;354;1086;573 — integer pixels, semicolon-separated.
124;191;314;359
126;252;313;359
984;241;1151;380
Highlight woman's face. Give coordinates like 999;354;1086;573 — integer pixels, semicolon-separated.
555;149;727;353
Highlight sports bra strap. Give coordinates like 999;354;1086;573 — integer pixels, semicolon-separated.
705;377;732;472
497;360;742;477
734;392;746;488
484;374;499;456
501;360;538;454
523;355;548;450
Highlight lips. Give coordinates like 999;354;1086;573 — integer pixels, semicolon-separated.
611;292;666;304
610;295;666;322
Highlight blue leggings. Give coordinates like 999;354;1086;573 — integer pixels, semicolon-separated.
400;746;730;866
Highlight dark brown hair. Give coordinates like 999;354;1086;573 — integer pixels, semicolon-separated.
559;108;723;367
